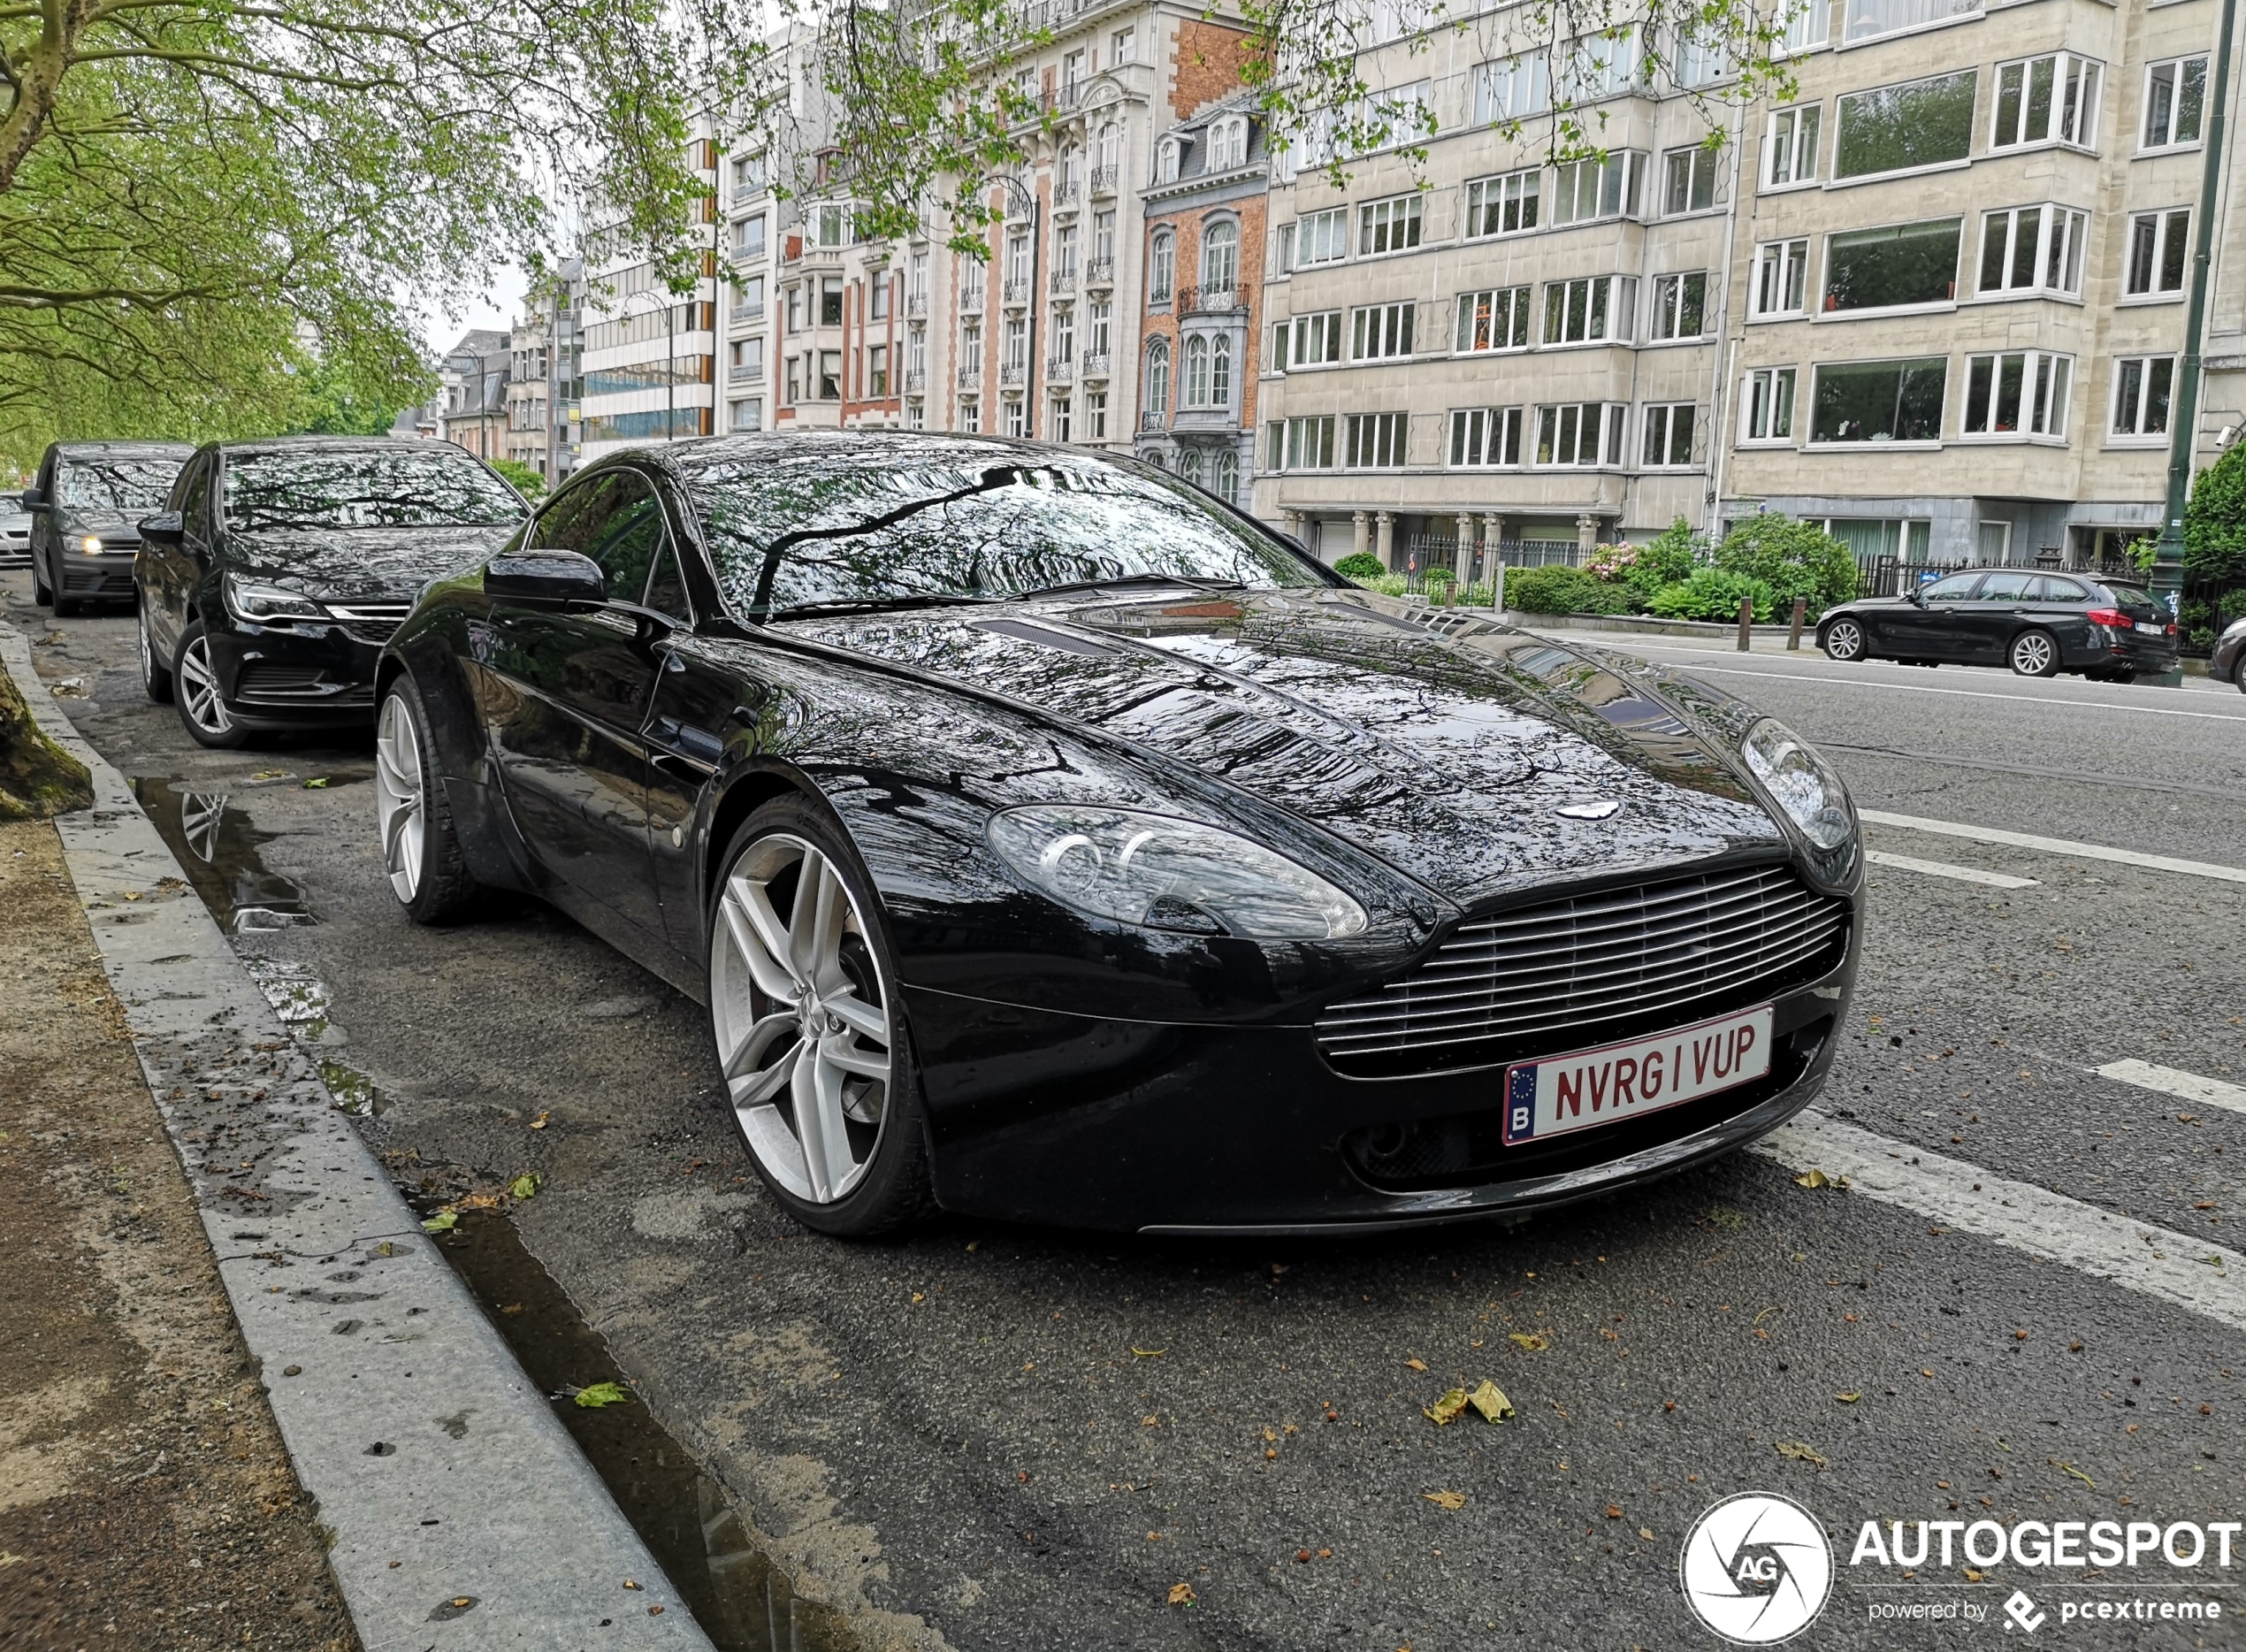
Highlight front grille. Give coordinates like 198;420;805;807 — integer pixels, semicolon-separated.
326;603;409;646
236;664;373;707
1317;864;1848;1079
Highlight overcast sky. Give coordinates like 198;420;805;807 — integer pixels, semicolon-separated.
406;264;529;352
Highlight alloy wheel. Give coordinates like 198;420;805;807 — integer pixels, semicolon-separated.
177;634;233;736
709;833;893;1205
374;692;425;902
2010;631;2057;677
1823;619;1863;662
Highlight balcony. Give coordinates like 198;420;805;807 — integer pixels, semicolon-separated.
1140;409;1165;432
1000;362;1028;386
906;291;928;316
1002;279;1033;307
1046;356;1074;383
905;368;927;394
1049;264;1077;294
1079;351;1111;379
1090;164;1119;197
957;367;982;389
1178;285;1245;316
1052;180;1081;212
1084;256;1115;288
961;282;984;312
727;364;761;383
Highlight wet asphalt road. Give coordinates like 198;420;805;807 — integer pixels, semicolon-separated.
11;573;2244;1651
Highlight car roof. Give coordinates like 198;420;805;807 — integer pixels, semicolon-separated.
50;440;195;460
642;428;1101;479
210;435;465;458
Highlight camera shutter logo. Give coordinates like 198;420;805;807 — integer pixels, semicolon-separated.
1678;1491;1833;1645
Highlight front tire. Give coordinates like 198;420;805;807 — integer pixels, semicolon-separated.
173;620;248;748
376;680;479;923
1820;617;1866;662
707;797;936;1237
2008;629;2059;677
138;590;173;703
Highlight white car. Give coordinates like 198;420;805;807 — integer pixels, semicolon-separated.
0;493;28;568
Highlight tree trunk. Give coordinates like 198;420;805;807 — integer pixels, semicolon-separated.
0;664;93;818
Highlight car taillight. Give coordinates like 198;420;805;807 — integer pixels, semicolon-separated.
2084;608;2130;627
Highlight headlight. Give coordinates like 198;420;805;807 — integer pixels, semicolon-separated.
987;806;1369;940
1741;720;1853;851
79;535;103;554
224;574;325;623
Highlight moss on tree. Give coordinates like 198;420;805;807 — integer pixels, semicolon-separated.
0;667;93;820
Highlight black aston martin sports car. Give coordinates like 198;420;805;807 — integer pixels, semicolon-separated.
376;433;1860;1235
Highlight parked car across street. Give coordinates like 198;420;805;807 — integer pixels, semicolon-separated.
1814;568;2178;679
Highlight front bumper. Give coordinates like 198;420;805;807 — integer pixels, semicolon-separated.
203;615;397;726
908;942;1856;1233
56;549;138;601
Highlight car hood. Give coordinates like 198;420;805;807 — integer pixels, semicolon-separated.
231;524;516;603
781;587;1791;909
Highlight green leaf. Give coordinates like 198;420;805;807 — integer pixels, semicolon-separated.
574;1381;631;1408
508;1174;540;1201
420;1210;456;1232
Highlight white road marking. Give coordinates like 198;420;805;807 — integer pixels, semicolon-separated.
1860;810;2246;886
1583;637;2235;697
2095;1059;2246;1119
1754;1112;2246;1332
1863;850;2039;889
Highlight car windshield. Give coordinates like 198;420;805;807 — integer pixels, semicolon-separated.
57;458;183;513
677;446;1332;618
2097;583;2164;622
222;447;527;532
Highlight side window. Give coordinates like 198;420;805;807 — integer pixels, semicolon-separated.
1977;570;2036;601
643;539;691;623
179;455;214;541
531;471;665;605
1921;573;1980;601
2036;577;2087;601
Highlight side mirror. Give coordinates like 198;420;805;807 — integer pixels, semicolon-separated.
485;548;605;608
138;511;185;547
20;486;46;510
1907;585;1927;606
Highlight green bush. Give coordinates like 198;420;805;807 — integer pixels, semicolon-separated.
489;455;548;501
1621;518;1704;603
1709;515;1853;617
2185;443;2246;582
1333;552;1386;581
1647;567;1778;623
1506;564;1637;616
1361;572;1410;596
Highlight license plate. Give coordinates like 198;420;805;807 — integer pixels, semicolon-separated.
1502;1006;1774;1146
2135;622;2165;635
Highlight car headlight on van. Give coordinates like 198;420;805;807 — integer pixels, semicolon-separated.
223;574;325;623
80;535;103;554
1742;720;1853;852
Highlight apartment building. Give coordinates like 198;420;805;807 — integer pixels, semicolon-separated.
500;261;587;486
1252;0;2244;572
439;330;510;461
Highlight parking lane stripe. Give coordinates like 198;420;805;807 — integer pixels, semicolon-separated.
2095;1059;2246;1118
1860;810;2246;886
1754;1112;2246;1332
1863;850;2040;889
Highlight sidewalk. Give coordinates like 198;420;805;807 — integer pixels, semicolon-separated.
0;813;358;1651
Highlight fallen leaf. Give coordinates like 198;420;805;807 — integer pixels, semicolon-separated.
1166;1583;1195;1606
911;1292;925;1304
1131;1347;1166;1358
529;1111;551;1130
1794;1168;1832;1189
574;1381;631;1408
1775;1442;1829;1469
1262;1426;1278;1443
1605;1504;1623;1519
302;776;331;789
1507;1332;1548;1352
1404;1357;1428;1372
508;1173;541;1200
1424;1388;1469;1426
1835;1392;1862;1403
420;1210;457;1232
1639;1527;1655;1541
2053;1459;2096;1488
1294;1549;1311;1563
1466;1380;1513;1423
1423;1490;1467;1511
248;769;287;783
1963;1568;1984;1583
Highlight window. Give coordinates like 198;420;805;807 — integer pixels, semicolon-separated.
1650;272;1707;340
1542;276;1634;344
867;344;889;398
1991;53;2100;149
1094;210;1116;264
730;398;762;432
1662;145;1723;215
1145;340;1170;414
818;349;841;400
1448;407;1525;467
1150;231;1174;302
1210;334;1231;404
1005;232;1030;288
1474;51;1551;122
1293;208;1348;266
1086;390;1108;440
1359;80;1432;150
907;325;927;376
1672;27;1726;87
2111;356;2174;438
1560;29;1643;101
2143;56;2207;149
1359;195;1423;257
786;284;805;331
785;356;801;403
1208;117;1249;171
729;337;764;380
1346;412;1408;468
1642;403;1697;466
1536;403;1625;466
1779;0;1830;51
1111;25;1134;62
1822;218;1960;313
811;203;853;249
1741;367;1797;441
1961;350;2070;437
1844;0;1980;44
1155;136;1181;183
960;399;981;434
1752;239;1811;317
1002;317;1028;375
1178;447;1203;486
1275;310;1344;369
1006;399;1026;439
1088;299;1111;354
869;276;890;321
1352;301;1416;359
1764;104;1821;187
736;274;766;320
731;152;768;198
1550;154;1642;224
1268;415;1336;470
1053;223;1078;280
1183;335;1210;405
820;278;844;327
1977;206;2087;296
734;214;768;257
2126;210;2190;297
1810;357;1946;442
961;321;982;368
1215;450;1240;502
1052;306;1075;362
1201;221;1239;293
1835;72;1976;179
1466;168;1539;238
1455;287;1532;352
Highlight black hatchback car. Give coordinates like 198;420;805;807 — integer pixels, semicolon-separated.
1816;568;2178;679
25;440;194;614
136;438;528;747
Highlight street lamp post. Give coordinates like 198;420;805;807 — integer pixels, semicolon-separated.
2149;0;2239;683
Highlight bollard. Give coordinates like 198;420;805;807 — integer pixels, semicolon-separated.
1737;597;1753;652
1491;560;1505;615
1787;595;1807;651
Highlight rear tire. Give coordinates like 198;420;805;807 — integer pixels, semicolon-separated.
1820;617;1865;662
138;589;173;704
30;550;51;607
376;679;480;924
707;796;937;1238
2008;629;2059;677
172;620;248;748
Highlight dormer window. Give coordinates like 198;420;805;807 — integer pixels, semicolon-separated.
1207;116;1249;171
1156;136;1182;182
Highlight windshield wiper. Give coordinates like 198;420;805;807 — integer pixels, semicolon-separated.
764;593;1002;621
1024;572;1248;600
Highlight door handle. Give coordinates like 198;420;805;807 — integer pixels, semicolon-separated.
651;752;707;784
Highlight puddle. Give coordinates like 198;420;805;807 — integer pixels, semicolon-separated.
433;1210;859;1652
133;778;317;933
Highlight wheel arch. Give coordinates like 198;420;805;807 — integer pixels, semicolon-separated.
704;764;821;913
